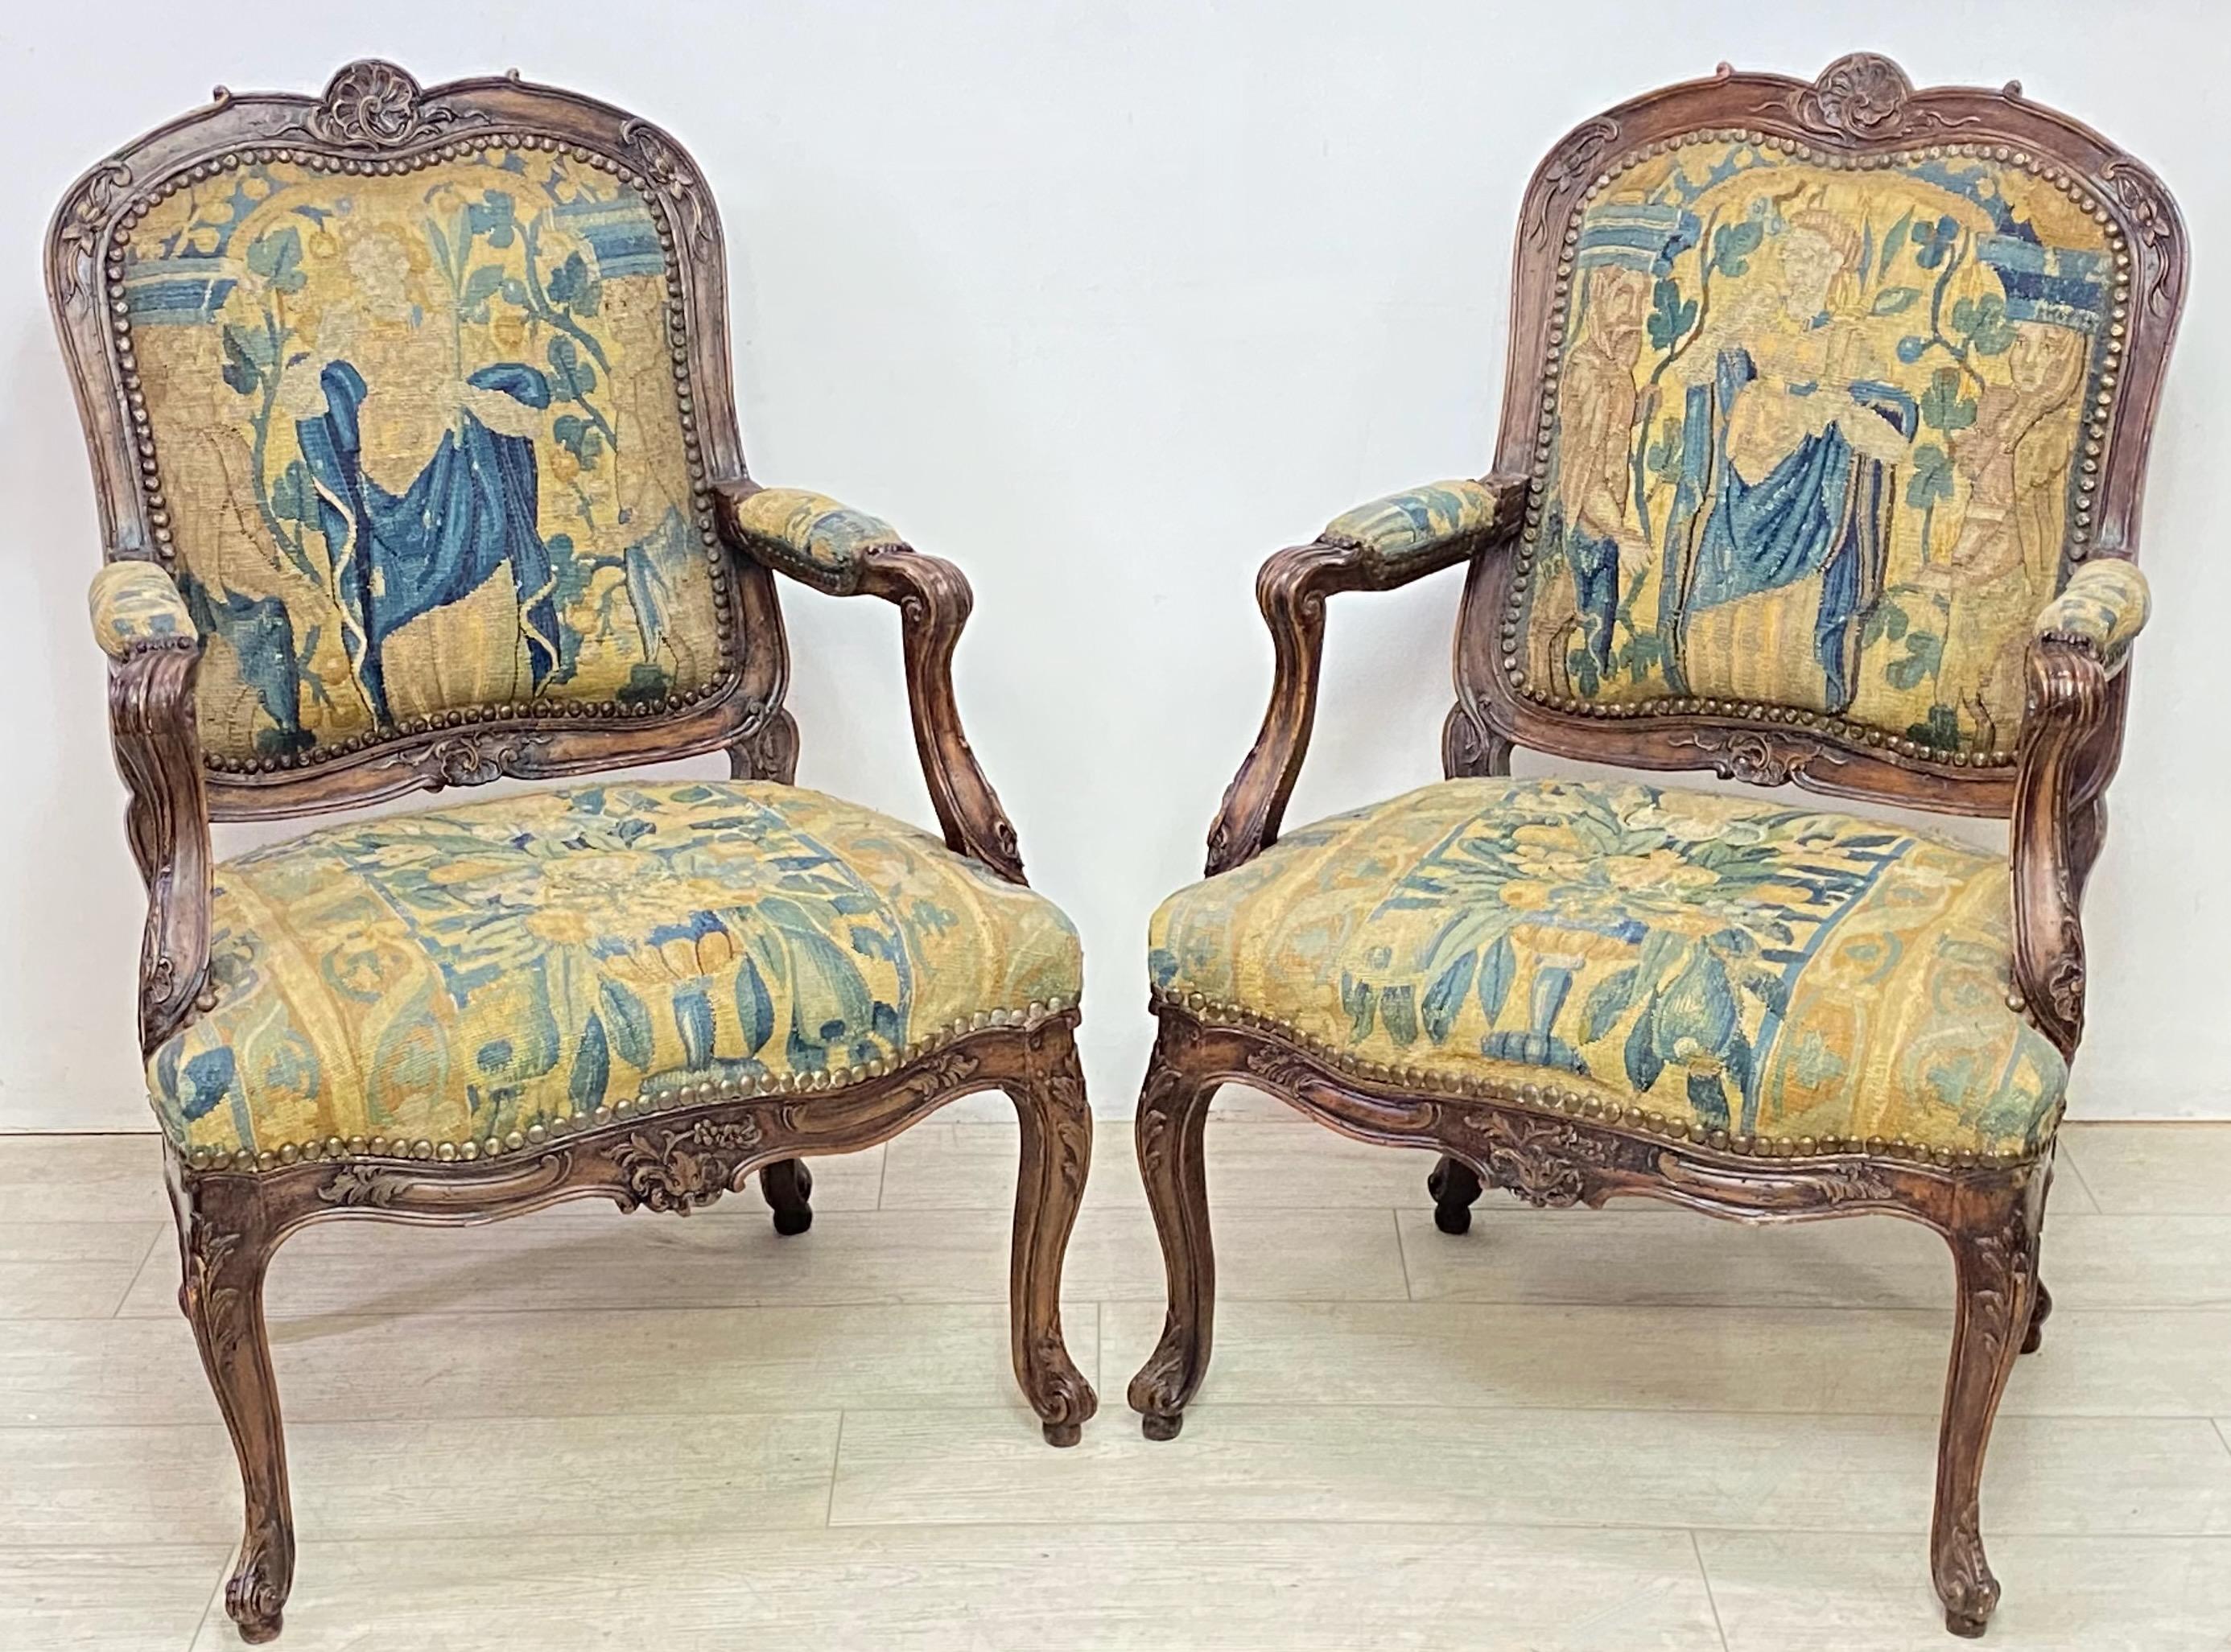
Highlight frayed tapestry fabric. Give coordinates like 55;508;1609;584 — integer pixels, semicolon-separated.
725;488;905;595
151;781;1082;1160
89;561;198;657
1319;480;1500;565
2033;556;2148;663
1149;777;2065;1158
120;149;725;763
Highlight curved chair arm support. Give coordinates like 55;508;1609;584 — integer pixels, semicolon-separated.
2010;571;2144;1060
715;480;1025;884
1205;476;1524;876
93;562;214;1054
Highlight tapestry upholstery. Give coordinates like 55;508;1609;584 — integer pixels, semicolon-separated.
1149;777;2065;1158
726;487;905;596
90;560;198;657
2035;556;2149;664
120;150;726;764
151;780;1082;1163
1517;140;2113;759
1320;480;1499;565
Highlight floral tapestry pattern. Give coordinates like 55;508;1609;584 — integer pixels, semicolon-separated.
1149;778;2064;1156
122;150;722;762
1517;142;2111;756
150;781;1083;1159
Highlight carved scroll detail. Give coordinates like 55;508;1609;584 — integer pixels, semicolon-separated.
1790;53;1977;142
1664;727;1850;787
407;731;555;789
299;60;477;149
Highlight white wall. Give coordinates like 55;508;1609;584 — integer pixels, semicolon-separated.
1;1;2223;1130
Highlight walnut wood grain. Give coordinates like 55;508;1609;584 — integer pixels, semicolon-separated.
1204;476;1526;876
54;60;1089;1645
108;634;212;1055
1143;54;2179;1640
715;479;1025;883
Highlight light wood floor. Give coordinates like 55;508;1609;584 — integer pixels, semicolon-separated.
5;1105;2230;1650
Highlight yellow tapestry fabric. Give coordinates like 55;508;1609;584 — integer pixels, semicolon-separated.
2035;556;2148;663
89;561;198;657
1520;140;2112;757
728;488;904;595
122;150;724;764
151;781;1082;1161
1149;778;2065;1158
1320;480;1499;565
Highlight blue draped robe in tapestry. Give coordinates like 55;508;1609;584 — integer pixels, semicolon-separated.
1658;345;1914;710
297;360;563;726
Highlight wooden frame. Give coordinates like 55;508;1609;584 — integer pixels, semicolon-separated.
52;61;1092;1645
1128;55;2180;1639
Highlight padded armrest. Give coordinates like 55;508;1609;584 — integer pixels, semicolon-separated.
1317;479;1502;567
90;560;199;657
2033;558;2150;667
724;487;906;597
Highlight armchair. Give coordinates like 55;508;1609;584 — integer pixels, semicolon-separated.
51;61;1095;1644
1129;55;2181;1639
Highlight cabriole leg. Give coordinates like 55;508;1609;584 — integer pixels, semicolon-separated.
167;1158;293;1645
1127;1015;1219;1440
1932;1179;2043;1638
1002;1018;1097;1445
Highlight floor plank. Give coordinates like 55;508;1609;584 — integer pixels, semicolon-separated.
0;1411;840;1549
880;1117;1437;1211
1698;1530;2231;1650
0;1224;164;1321
2059;1123;2231;1214
1;1303;1100;1429
118;1201;1405;1320
1097;1299;2231;1418
184;1523;1726;1652
829;1404;2231;1535
0;1137;171;1226
1396;1205;2231;1310
0;1546;229;1652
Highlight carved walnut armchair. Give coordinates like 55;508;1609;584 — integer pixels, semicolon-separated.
1128;56;2178;1638
51;61;1095;1644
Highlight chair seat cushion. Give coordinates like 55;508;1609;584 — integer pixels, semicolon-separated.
153;781;1081;1166
1149;778;2066;1160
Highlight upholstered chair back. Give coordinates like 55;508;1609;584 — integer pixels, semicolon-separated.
1466;58;2180;811
52;63;775;813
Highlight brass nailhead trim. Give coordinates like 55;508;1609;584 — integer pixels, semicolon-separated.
106;135;740;776
181;995;1076;1174
1152;985;2047;1172
1505;129;2130;777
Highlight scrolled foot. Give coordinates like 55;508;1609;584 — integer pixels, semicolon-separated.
1946;1607;1990;1639
225;1543;291;1644
1140;1411;1184;1442
1042;1420;1082;1447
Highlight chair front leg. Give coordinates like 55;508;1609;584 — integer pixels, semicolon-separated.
1932;1172;2045;1638
1128;1013;1220;1440
1001;1016;1097;1445
167;1156;293;1645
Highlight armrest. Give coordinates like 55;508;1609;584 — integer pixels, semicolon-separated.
90;558;199;657
1205;476;1521;876
89;560;213;1054
714;481;1025;884
2009;558;2149;1059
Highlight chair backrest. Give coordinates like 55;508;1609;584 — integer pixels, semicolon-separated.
49;60;786;817
1460;55;2184;814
